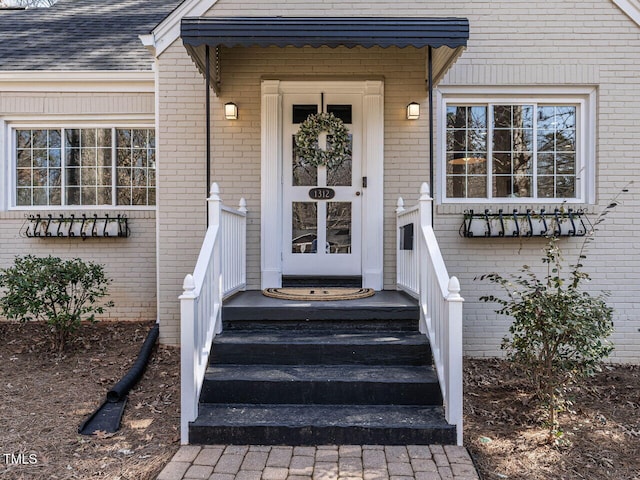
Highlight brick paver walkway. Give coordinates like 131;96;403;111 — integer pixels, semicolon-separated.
157;445;479;480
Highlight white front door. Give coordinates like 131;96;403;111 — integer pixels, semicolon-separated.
282;93;362;277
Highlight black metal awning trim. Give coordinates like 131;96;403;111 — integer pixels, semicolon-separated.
181;17;469;49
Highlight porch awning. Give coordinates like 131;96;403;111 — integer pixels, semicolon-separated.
180;16;469;94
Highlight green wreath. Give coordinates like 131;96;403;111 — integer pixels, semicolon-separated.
294;112;351;168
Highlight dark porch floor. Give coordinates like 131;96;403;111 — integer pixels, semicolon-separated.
222;289;419;324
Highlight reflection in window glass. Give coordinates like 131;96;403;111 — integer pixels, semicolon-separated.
327;134;352;186
15;127;155;207
445;102;577;200
292;135;317;186
446;106;488;198
327;202;351;254
292;202;317;254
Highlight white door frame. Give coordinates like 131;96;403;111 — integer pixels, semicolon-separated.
260;79;384;290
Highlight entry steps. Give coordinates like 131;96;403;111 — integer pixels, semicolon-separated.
188;291;456;445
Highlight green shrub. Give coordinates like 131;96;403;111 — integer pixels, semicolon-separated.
479;237;614;440
0;255;112;353
477;189;629;442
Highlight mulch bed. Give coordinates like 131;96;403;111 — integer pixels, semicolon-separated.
1;322;638;480
464;358;640;480
0;320;180;480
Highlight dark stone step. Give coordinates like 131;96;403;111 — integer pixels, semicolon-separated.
222;290;419;325
223;319;419;332
200;364;442;405
210;331;431;365
282;276;362;288
190;404;456;445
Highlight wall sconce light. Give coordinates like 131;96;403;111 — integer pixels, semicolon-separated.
224;102;238;120
406;102;420;120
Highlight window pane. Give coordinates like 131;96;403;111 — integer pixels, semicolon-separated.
82;129;96;147
467;176;487;197
49;188;61;205
557;152;575;174
66;187;80;205
33;150;47;168
538;176;555;198
537;153;554;175
17;149;31;168
49;130;61;149
17;169;31;187
49;169;61;187
327;202;351;254
67;148;81;167
292;202;317;254
66;129;80;148
16;130;31;149
117;128;131;147
81;148;96;167
33;188;47;205
82;186;96;205
446;105;488;199
16;188;31;206
535;106;577;200
33;168;48;186
14;127;154;207
117;187;131;205
493;153;511;175
97;148;112;167
557;176;575;197
292;134;317;186
326;104;352;124
82;167;97;185
97;187;112;205
66;167;80;186
96;128;112;148
49;148;61;168
327;134;352;186
132;188;147;206
32;130;47;148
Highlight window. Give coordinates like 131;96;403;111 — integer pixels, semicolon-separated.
440;90;594;204
14;127;155;207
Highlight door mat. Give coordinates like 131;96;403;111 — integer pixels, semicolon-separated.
262;287;375;301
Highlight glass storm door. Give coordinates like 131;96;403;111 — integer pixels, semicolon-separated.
282;93;362;277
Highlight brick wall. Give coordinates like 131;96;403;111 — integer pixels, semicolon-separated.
155;0;640;362
0;91;158;323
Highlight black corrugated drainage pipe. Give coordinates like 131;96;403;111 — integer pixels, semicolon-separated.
79;323;159;435
107;323;159;402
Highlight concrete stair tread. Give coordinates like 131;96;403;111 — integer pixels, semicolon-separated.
193;403;452;429
205;364;438;383
213;331;428;345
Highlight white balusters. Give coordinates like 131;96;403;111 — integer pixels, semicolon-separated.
396;183;464;445
180;182;247;444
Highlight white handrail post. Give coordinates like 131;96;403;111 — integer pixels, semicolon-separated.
208;182;222;228
419;182;432;227
446;276;464;446
239;198;247;289
179;274;197;445
418;183;432;334
396;197;405;288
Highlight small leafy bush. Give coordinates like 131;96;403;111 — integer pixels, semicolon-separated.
0;255;112;353
477;188;629;441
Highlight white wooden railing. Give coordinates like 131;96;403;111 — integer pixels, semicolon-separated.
396;183;464;446
179;183;247;444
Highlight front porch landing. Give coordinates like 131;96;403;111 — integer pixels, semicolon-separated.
222;289;418;323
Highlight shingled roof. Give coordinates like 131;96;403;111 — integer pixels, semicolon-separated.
0;0;184;71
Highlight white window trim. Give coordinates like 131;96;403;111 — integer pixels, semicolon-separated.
611;0;640;26
4;118;156;211
436;86;596;205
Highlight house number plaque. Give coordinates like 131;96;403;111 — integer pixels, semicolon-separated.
308;188;335;200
